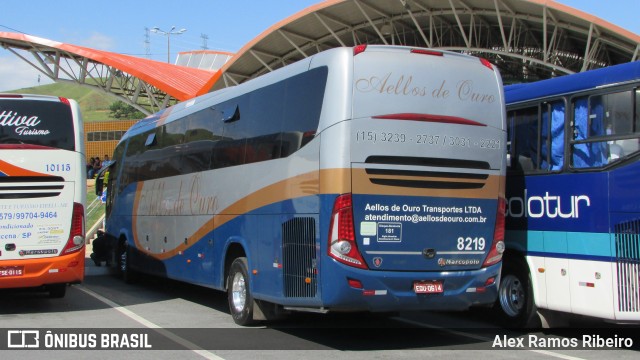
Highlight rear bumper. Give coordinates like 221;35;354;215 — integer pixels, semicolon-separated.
0;249;85;289
320;260;501;312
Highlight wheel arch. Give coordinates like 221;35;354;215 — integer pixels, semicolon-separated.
497;248;543;327
502;249;544;309
223;240;248;290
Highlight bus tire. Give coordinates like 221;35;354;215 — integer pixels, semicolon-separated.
48;284;67;298
227;257;255;326
496;259;540;328
119;243;137;284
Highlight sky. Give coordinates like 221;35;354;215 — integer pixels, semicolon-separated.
0;0;638;92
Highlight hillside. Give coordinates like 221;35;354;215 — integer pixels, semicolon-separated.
6;82;122;122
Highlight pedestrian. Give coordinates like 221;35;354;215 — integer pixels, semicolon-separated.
87;157;95;178
90;230;109;266
92;156;101;177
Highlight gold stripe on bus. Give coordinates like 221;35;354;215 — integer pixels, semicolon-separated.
132;170;321;259
130;167;501;259
319;168;351;194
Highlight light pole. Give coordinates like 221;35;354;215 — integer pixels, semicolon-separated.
151;26;187;63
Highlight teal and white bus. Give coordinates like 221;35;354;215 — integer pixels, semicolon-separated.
101;45;507;325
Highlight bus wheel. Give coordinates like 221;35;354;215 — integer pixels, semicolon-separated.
48;284;67;298
496;261;539;328
118;243;136;284
227;257;255;326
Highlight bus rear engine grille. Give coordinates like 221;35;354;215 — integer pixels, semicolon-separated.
364;156;490;190
0;182;64;199
614;219;640;313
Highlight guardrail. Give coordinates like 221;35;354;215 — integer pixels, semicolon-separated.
85;196;105;242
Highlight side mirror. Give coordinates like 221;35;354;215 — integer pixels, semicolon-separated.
95;177;104;196
94;161;114;196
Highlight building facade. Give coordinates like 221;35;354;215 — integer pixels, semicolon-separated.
84;120;137;162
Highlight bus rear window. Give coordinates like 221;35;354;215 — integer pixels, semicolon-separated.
0;100;76;151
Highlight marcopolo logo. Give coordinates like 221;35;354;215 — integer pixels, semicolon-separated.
506;189;590;219
438;258;480;267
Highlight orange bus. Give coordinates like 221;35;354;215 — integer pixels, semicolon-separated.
0;94;86;298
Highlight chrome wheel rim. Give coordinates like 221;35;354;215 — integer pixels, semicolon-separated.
499;274;525;317
231;272;246;313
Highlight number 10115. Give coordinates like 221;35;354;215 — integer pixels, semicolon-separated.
46;163;71;172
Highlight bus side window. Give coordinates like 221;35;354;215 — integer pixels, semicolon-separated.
281;66;327;155
508;107;537;172
539;101;565;171
107;145;125;216
627;89;640;155
121;128;158;187
636;89;640;133
181;109;220;173
572;97;602;168
246;81;284;164
157;118;188;176
571;91;638;168
214;96;250;169
605;90;640;160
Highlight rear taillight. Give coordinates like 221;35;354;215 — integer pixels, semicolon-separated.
58;97;71;106
482;197;505;267
479;58;494;71
328;194;367;269
372;113;486;127
62;202;85;255
353;44;367;56
410;48;443;56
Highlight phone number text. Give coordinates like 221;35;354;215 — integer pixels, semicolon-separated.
0;211;58;220
355;131;500;149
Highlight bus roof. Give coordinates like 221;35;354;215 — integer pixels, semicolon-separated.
505;61;640;105
0;93;68;102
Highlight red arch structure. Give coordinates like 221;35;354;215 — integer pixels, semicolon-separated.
0;32;219;114
1;0;639;112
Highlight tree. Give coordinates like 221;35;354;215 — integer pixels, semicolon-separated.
109;101;145;119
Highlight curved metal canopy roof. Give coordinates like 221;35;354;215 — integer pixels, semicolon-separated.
1;0;639;112
0;32;217;114
212;0;640;91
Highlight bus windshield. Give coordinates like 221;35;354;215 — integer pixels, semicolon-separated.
0;98;76;151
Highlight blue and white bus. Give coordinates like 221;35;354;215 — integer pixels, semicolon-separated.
100;45;507;325
499;61;640;326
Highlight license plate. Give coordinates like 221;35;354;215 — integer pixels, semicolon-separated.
0;266;24;277
413;280;443;294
